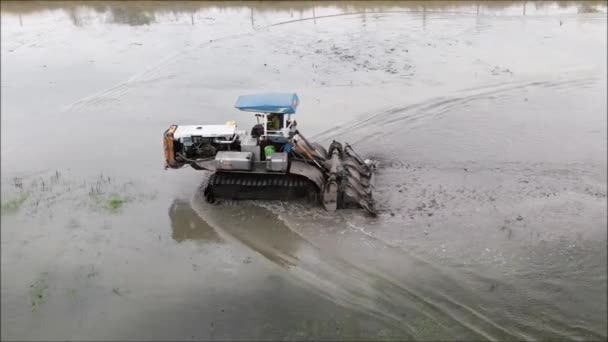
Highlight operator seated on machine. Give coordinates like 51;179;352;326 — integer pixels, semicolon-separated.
267;113;283;132
265;113;291;145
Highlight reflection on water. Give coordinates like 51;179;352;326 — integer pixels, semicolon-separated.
168;198;222;243
169;194;308;268
185;193;412;336
1;1;606;27
188;193;306;269
108;6;155;26
65;3;156;26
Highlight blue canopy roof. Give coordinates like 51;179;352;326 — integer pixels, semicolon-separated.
234;93;299;114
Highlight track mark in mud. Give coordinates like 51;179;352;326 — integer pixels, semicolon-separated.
63;32;253;112
64;50;185;111
189;189;537;341
327;243;523;340
339;216;539;340
312;76;601;145
325;207;603;340
62;8;543;112
190;193;418;338
246;148;604;339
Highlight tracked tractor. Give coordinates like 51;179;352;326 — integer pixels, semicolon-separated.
163;93;377;215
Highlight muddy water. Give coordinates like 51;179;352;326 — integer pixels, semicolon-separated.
1;1;606;340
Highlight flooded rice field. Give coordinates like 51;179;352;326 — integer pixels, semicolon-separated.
1;1;607;340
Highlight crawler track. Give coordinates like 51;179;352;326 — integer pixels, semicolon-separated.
204;172;319;203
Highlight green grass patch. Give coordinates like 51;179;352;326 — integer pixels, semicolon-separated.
1;193;28;215
105;197;127;212
29;273;49;311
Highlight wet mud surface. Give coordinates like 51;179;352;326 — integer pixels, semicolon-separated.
1;1;607;340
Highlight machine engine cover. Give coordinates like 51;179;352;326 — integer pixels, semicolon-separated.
215;151;253;171
266;152;288;172
173;125;236;139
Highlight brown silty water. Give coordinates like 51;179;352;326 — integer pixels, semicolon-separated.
1;1;606;340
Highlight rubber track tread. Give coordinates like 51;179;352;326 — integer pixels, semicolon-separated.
205;172;319;202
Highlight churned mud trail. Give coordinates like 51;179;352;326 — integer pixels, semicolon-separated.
190;189;525;341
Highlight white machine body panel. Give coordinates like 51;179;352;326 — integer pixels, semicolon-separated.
173;125;236;139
